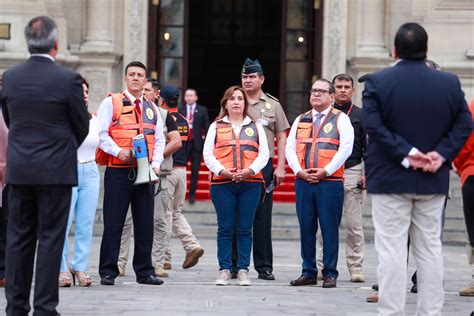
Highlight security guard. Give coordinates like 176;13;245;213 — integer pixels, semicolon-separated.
286;78;354;288
234;58;290;280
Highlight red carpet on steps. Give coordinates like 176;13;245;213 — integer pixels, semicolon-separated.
185;155;296;203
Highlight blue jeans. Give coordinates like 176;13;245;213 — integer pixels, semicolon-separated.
60;162;100;272
295;179;343;278
211;181;261;271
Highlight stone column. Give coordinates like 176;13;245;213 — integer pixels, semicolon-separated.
357;0;387;55
81;0;113;52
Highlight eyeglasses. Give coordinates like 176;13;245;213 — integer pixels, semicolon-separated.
310;88;331;95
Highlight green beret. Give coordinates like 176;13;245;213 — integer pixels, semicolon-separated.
242;58;263;74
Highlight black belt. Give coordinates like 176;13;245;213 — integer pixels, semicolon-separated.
345;159;362;169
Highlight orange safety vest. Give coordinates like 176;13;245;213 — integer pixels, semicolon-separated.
168;108;189;142
295;108;344;181
211;120;263;184
97;93;157;168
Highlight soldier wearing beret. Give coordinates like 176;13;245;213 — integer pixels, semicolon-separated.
233;58;290;280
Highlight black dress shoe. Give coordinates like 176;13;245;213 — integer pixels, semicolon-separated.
290;275;317;286
322;276;337;288
258;271;275;280
100;275;115;286
411;283;417;293
372;284;379;291
136;275;164;285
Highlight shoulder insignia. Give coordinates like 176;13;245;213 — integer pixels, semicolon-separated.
265;92;279;102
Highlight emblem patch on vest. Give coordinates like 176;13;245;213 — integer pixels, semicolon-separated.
265;102;272;110
245;127;255;137
146;108;154;120
323;123;333;134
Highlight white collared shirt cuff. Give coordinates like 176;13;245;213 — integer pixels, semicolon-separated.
401;147;419;168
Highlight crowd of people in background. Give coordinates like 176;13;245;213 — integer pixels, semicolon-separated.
0;15;473;316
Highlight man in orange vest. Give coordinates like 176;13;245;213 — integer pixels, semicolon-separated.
286;78;354;288
96;61;165;286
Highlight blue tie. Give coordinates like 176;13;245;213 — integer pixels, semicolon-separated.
314;113;324;130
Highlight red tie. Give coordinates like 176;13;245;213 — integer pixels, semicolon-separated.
187;106;193;140
134;99;141;116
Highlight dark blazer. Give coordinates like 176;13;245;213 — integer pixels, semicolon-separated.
179;103;209;151
362;59;472;195
1;56;89;186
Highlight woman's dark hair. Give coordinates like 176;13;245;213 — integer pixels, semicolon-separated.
394;22;428;60
215;86;251;121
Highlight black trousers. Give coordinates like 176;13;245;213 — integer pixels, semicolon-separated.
187;141;202;198
0;185;8;280
232;159;274;273
462;175;474;246
5;184;72;316
99;167;155;279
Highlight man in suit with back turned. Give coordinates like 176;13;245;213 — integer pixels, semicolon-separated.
362;22;472;315
1;16;89;316
179;89;209;204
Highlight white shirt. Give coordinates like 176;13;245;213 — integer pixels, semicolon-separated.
187;103;196;128
286;107;354;176
77;115;100;161
31;53;55;62
203;115;270;175
96;89;165;169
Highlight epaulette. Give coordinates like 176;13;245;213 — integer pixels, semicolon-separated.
265;92;279;102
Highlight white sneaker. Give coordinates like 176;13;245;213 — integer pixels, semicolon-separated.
237;270;251;286
215;269;231;286
350;270;365;283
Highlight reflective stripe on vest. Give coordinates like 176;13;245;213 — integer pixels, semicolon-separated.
211;120;263;184
108;94;157;168
296;108;344;180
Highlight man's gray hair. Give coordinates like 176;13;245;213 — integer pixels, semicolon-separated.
24;16;58;54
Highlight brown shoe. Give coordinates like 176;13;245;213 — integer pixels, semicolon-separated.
289;275;317;286
322;276;337;288
182;247;204;269
154;266;169;278
459;281;474;296
163;262;172;270
0;279;5;287
367;292;379;303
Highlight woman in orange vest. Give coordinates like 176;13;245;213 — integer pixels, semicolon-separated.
203;86;269;286
453;98;474;297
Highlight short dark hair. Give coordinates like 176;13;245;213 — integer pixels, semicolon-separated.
316;78;335;94
125;61;148;76
24;16;58;54
80;76;89;89
147;78;161;90
394;22;428;60
332;74;354;86
185;88;198;96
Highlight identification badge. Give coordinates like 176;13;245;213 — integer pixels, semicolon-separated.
323;123;333;133
265;102;272;110
146;108;154;120
245;127;255;137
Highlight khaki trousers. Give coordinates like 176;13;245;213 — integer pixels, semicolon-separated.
316;163;365;273
153;167;200;268
373;194;445;316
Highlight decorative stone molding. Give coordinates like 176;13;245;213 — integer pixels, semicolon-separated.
322;0;348;79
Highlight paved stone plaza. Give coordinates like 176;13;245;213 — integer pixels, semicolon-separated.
0;236;472;315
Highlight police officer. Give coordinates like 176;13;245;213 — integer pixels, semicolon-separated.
97;61;165;286
286;79;354;288
234;58;290;280
316;74;367;283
